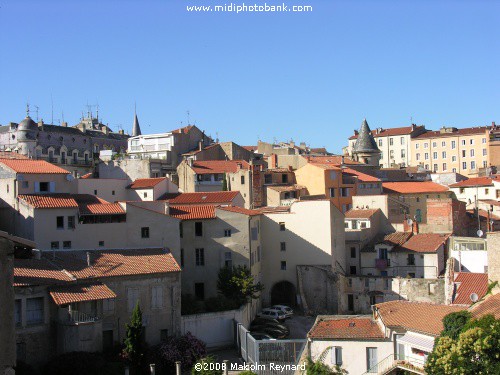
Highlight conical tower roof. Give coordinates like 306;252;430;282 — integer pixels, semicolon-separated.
132;112;142;137
353;118;380;154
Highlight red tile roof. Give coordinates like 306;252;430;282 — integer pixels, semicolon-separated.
453;273;489;305
0;158;69;174
382;232;413;247
449;177;495;188
349;125;425;140
467;209;500;221
18;194;125;215
344;168;381;183
398;233;450;253
128;177;166;189
307;155;361;166
14;258;74;286
242;146;258;152
80;172;93;179
308;316;385;339
383;181;449;194
190;160;250;174
169;205;216;220
375;301;467;336
164;191;241;205
0;152;29;159
171;125;194;134
413;126;489;139
345;208;380;219
267;184;306;192
470;293;500;319
217;206;261;216
49;283;116;305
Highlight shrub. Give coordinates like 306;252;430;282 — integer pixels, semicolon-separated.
152;332;206;374
204;296;241;312
182;294;205;315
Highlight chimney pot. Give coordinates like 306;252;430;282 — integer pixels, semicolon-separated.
86;251;91;267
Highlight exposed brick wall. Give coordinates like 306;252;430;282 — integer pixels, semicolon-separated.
425;198;468;235
487;232;500;282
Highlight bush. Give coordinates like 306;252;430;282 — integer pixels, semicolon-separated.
42;352;124;375
441;311;472;340
182;294;205;315
152;332;206;374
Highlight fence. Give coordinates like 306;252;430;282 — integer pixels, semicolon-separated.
237;324;306;375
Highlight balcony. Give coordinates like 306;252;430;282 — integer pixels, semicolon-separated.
60;309;100;325
362;354;425;375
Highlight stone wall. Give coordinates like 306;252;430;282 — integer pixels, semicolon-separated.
487;232;500;282
297;265;338;314
0;239;15;373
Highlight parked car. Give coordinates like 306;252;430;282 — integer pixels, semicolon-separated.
260;326;289;339
250;319;290;335
256;308;286;321
271;305;294;318
251;332;275;340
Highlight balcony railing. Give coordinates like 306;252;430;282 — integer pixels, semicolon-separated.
63;310;100;324
362;354;425;375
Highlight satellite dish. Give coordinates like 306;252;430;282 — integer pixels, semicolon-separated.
66;174;74;181
477;230;484;237
407;218;413;226
470;293;479;303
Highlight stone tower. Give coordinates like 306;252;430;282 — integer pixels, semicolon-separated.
16;115;38;157
352;118;381;166
132;111;142;137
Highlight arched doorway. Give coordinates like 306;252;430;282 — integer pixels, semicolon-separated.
270;281;296;307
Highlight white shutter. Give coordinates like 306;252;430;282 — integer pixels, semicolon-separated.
49;182;56;192
34;182;40;193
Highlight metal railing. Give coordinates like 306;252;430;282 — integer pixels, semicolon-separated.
362;354;425;375
65;310;100;324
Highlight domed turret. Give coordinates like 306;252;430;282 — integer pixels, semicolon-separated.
352;118;381;166
17;116;38;141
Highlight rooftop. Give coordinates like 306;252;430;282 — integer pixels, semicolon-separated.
349;125;425;140
169;205;216;220
470;292;500;319
397;233;450;253
383;181;449;194
216;206;261;216
453;273;489;305
345;208;380;219
18;194;125;215
49;283;116;306
267;184;306;192
413;126;489;139
449;176;498;188
306;155;361;166
190;160;250;174
0;158;69;174
375;300;467;336
344;168;381;183
128;177;166;189
308;316;385;340
163;191;241;205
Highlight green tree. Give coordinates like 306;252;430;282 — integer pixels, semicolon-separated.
305;347;348;375
425;314;500;375
222;173;228;191
122;302;147;373
440;311;471;340
217;265;264;305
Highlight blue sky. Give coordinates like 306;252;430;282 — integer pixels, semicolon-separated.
1;0;498;153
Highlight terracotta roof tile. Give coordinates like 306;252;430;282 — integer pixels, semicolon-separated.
344;168;381;183
171;125;194;134
18;194;125;215
383;181;449;194
164;191;240;205
217;206;261;216
453;273;489;305
308;316;385;339
267;184;306;192
0;152;29;159
467;209;500;221
0;158;69;174
190;160;250;174
18;194;79;209
414;126;489;139
450;177;495;188
345;208;379;219
49;283;116;305
14;258;74;286
397;233;450;253
169;205;216;220
307;155;361;166
470;293;500;319
128;177;166;189
79;203;125;215
375;301;467;336
349;125;425;140
80;172;93;179
382;232;413;247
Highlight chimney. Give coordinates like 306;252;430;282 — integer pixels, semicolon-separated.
118;129;124;135
102;126;108;135
411;123;416;131
412;221;419;234
164;202;170;215
354;130;358;136
289;141;295;148
61;121;68;127
198;140;203;151
81;124;86;133
38;120;44;127
86;252;91;267
341;156;345;165
288;165;293;172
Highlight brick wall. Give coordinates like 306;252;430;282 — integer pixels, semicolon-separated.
425;198;468;235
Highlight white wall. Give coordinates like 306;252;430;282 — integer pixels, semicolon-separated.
451;250;488;273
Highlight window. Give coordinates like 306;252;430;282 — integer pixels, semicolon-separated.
63;241;71;249
251;226;258;240
279;222;286;231
379;248;388;260
26;297;44;325
482;138;487;144
384;278;389;290
415;143;419;149
280;261;287;270
350;266;356;275
280;242;286;251
470;149;475;157
433;152;437;159
401;149;406;158
38;182;50;192
462;162;467;170
400;137;405;145
67;216;75;229
367;348;378;372
224;252;232;268
443;163;447;171
141;227;150;238
144;192;148;198
195;283;205;300
329;188;335;197
470;139;474;145
51;241;59;249
15;300;21;326
56;216;64;229
461;139;466;146
340;188;349;197
442;151;446;158
452;156;457;162
425;153;429;160
378;139;382;146
485;188;489;194
389;150;394;159
224;229;231;237
452;168;457;173
195;222;203;236
451;141;456;149
424;143;428;148
432;142;437;148
103;298;115;314
195;248;205;266
407;254;415;265
442;141;446;147
264;174;272;184
462;150;466;157
348;278;352;287
94;189;98;195
483;149;487;156
471;161;476;170
281;174;288;184
433;164;438;172
416;153;420;161
408;272;416;278
389;138;394;146
99;241;105;247
350;247;356;258
151;285;163;309
127;288;139;312
333;347;343;366
241;175;245;184
365;278;369;287
180;248;184;268
347;294;354;311
415;209;422;223
112;190;115;196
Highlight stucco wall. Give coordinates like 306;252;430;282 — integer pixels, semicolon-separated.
0;239;16;373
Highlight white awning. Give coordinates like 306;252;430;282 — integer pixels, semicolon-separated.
397;332;435;352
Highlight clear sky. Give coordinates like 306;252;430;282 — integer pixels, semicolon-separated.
1;0;498;153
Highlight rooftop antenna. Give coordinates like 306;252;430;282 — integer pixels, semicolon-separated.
26;102;30;117
61;111;65;123
51;94;54;124
96;101;99;122
34;105;39;122
186;110;191;125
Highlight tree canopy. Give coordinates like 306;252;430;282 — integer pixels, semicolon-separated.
217;265;264;305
